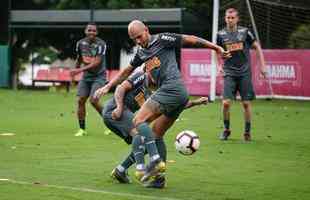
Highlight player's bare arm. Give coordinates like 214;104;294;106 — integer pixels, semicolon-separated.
252;41;267;78
94;65;135;99
181;35;231;59
112;80;133;120
70;56;102;77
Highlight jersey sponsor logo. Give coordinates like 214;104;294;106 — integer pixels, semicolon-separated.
161;35;176;42
225;42;244;52
134;92;145;107
133;75;145;85
145;56;161;73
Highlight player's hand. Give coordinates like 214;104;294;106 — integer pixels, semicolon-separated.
190;97;209;107
70;69;81;77
218;47;231;59
94;85;110;100
217;65;224;75
112;107;123;120
195;97;209;105
260;68;268;79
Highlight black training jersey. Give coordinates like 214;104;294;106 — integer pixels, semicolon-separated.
123;72;150;112
130;33;182;88
217;26;256;76
75;37;107;80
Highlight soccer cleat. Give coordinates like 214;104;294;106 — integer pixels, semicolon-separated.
144;173;166;189
244;132;251;141
141;160;166;183
134;170;145;182
219;129;231;140
111;168;131;184
74;129;87;136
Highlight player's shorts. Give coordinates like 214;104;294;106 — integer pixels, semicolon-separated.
223;74;255;101
150;82;189;119
77;78;106;97
102;99;134;145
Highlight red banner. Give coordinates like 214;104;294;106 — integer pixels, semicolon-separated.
181;49;310;99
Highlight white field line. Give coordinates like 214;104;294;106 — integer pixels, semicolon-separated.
0;178;184;200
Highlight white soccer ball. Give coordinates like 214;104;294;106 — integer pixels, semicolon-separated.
175;130;200;155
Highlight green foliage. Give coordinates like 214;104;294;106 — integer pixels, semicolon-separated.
289;24;310;49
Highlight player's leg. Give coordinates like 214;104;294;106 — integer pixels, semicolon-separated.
145;102;185;188
102;105;135;183
75;80;90;136
132;98;163;181
241;100;252;141
220;76;237;140
89;79;106;116
239;75;255;141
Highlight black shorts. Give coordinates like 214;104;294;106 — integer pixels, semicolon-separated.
223;75;255;101
77;78;106;97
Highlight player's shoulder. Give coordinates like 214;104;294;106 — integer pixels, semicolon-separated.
158;32;179;42
237;26;249;33
76;37;88;46
218;28;228;36
95;37;106;45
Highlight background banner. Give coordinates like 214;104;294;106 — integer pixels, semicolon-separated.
181;49;310;99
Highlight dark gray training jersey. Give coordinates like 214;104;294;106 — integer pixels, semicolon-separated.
217;26;256;76
130;33;183;88
109;72;150;113
75;37;107;80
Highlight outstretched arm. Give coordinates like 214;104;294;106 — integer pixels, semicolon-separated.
71;56;102;76
181;35;231;59
94;65;135;99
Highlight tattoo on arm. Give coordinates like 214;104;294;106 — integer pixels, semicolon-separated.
195;38;210;48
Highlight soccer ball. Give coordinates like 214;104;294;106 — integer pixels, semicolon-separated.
175;130;200;155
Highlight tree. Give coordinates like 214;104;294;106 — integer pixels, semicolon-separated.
289;24;310;49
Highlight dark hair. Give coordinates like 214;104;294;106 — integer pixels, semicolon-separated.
225;8;239;17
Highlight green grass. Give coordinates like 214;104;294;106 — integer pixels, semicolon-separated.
1;88;310;200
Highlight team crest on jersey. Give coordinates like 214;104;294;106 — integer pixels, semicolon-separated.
145;57;161;72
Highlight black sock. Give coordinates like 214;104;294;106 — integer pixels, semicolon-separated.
224;120;230;130
79;119;85;130
245;122;251;133
155;138;167;162
121;152;135;170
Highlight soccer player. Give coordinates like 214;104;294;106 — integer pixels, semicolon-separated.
95;20;230;183
104;70;209;187
216;8;267;141
70;23;107;136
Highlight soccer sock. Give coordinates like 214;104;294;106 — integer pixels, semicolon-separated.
224;119;230;130
120;152;135;170
79;119;85;130
155;138;167;162
245;121;251;133
136;123;160;162
132;135;145;171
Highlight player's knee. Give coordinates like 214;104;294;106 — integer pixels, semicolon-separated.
222;100;231;109
242;101;251;110
78;97;87;106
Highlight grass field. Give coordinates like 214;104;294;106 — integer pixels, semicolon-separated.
1;88;310;200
